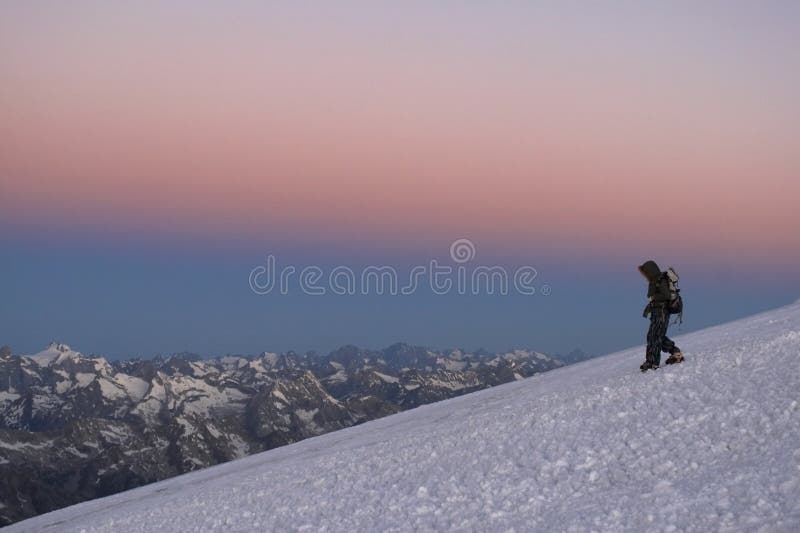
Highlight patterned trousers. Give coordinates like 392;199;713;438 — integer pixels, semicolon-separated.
646;306;679;366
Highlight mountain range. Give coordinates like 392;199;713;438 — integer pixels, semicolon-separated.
6;302;799;531
0;341;562;526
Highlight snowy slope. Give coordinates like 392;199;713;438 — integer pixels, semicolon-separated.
7;302;800;532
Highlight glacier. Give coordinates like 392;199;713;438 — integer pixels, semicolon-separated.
6;301;800;532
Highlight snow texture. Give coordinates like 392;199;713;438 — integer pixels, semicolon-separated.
7;302;800;532
115;374;149;402
26;343;77;366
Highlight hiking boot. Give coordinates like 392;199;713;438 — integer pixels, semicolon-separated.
640;361;659;372
664;351;684;365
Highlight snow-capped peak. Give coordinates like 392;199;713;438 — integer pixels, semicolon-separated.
27;343;81;366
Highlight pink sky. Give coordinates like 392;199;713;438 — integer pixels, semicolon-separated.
2;2;798;267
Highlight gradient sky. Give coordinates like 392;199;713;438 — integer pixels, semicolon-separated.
1;2;799;359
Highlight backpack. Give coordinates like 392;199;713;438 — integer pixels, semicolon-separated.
664;267;683;322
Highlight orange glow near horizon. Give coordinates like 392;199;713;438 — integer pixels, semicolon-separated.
1;3;798;266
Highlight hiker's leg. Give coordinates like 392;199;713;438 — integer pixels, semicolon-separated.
654;313;669;365
661;334;677;355
647;307;668;366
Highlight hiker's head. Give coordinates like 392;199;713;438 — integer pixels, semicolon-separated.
638;260;661;282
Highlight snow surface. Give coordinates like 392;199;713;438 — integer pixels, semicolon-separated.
373;371;400;384
115;374;149;402
0;391;20;402
7;302;800;532
25;343;78;366
97;377;128;401
74;372;96;388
